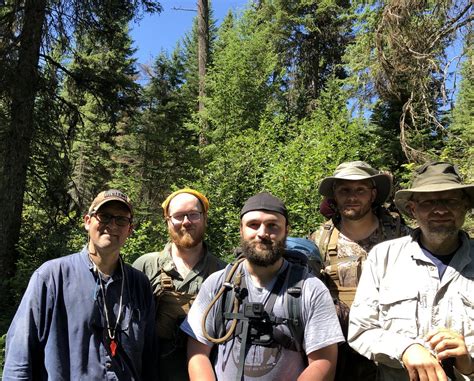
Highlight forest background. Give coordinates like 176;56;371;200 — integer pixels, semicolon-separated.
0;0;472;364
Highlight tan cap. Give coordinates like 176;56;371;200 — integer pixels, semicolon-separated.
88;189;133;215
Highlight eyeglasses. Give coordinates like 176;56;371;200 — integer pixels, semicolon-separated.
334;187;374;197
414;198;465;212
168;212;202;224
93;213;132;227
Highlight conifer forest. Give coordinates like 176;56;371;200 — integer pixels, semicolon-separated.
0;0;472;346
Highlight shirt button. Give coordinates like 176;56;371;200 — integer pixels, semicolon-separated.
106;362;112;369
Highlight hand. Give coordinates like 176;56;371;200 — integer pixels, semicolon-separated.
425;328;473;376
401;344;447;381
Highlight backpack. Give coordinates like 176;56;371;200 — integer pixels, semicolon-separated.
317;207;402;307
155;254;221;347
202;248;311;366
285;236;322;278
314;208;403;381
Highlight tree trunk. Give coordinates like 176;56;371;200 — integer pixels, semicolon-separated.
197;0;209;145
0;0;47;325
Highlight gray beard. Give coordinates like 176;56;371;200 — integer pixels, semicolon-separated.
240;237;286;267
424;224;459;241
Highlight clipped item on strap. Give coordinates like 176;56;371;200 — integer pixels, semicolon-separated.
205;256;307;381
156;272;196;341
318;221;363;307
204;253;308;353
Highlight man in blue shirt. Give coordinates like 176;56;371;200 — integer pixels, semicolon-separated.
3;189;156;380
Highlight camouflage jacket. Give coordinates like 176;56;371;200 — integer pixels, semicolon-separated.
309;209;411;306
310;210;412;263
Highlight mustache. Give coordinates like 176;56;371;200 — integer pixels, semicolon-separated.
258;237;273;245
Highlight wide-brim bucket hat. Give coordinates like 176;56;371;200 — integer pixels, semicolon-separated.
395;162;474;217
319;161;392;205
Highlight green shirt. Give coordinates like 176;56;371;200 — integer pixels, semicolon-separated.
132;242;226;296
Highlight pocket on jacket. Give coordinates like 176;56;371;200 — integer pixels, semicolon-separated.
379;287;418;337
459;290;474;338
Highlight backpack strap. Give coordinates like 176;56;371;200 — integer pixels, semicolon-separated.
318;220;338;264
160;271;175;292
327;226;339;258
214;261;244;340
217;261;307;355
285;262;307;354
379;209;402;240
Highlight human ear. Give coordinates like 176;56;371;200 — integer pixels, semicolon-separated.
371;188;377;203
406;201;416;216
84;214;91;231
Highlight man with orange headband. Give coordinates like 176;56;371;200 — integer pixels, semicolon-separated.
133;188;226;381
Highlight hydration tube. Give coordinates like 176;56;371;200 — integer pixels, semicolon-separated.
201;257;246;344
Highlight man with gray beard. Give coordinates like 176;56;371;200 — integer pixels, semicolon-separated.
182;192;343;381
349;162;474;381
133;188;225;381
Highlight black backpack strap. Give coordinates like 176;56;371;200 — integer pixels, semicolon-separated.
285;262;307;354
263;265;290;313
214;262;243;338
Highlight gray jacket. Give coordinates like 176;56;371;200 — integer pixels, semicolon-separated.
348;230;474;381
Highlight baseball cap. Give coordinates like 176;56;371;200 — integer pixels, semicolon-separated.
88;189;133;215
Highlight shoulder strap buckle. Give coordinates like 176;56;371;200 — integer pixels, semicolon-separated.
161;273;175;290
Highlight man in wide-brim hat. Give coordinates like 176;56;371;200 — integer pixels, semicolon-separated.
311;161;412;381
311;161;410;302
349;162;474;381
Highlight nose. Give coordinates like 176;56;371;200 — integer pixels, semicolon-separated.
346;191;358;200
432;200;450;214
181;214;193;226
256;224;270;239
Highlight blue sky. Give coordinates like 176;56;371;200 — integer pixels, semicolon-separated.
129;1;464;101
130;0;249;66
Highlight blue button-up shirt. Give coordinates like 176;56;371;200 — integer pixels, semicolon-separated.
3;246;156;380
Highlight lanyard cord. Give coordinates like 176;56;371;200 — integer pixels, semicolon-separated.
92;256;125;341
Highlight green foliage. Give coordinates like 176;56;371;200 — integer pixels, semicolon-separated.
196;132;273;257
204;9;279;142
264;77;370;235
344;0;470;164
121;220;169;264
257;0;354;115
441;37;474;181
196;76;369;254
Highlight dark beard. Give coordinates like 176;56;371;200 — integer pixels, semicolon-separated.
339;203;373;221
240;237;286;267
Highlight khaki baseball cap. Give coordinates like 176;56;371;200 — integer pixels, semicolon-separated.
88;189;133;215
